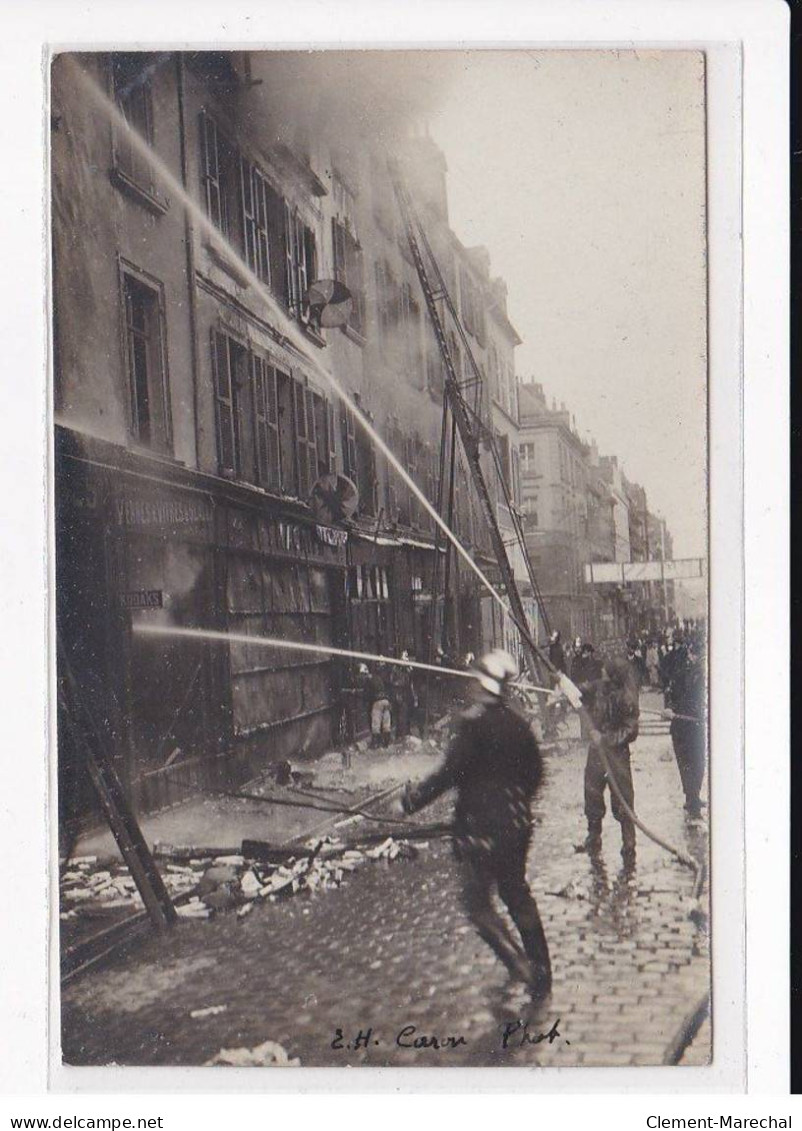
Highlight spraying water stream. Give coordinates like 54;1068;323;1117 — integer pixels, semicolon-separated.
65;56;529;643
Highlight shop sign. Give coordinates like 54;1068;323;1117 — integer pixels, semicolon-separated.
256;515;347;566
315;524;348;548
119;589;164;610
115;495;213;530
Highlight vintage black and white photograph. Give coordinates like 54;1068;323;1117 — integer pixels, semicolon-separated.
52;48;711;1069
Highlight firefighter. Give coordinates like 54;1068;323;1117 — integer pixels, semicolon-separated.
398;650;551;994
576;656;640;866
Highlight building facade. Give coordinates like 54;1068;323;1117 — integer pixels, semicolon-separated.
516;381;593;642
52;52;525;826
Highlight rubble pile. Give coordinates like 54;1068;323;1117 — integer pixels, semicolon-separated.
61;835;423;929
59;854;207;923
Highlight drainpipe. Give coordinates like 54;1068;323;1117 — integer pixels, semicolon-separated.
175;53;202;469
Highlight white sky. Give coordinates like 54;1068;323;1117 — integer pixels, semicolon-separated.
425;50;707;559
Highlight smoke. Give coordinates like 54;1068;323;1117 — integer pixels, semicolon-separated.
244;50;463;150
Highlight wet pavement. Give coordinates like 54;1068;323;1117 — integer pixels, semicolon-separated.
61;696;710;1069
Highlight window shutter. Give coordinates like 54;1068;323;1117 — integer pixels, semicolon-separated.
199;112;222;229
385;418;398;520
292;377;309;497
265;183;286;302
326;400;337;473
346;231;364;334
240;157;256;273
254;170;270;285
296;217;308;315
251;355;280;490
251;353;267;485
332;218;345;282
265;365;280;488
211;330;236;474
304;386;318;492
285;202;297;312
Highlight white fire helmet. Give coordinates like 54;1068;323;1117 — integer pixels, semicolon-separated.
475;649;519;697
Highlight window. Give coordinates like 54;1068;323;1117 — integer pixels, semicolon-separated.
112;55;155;190
523;496;539;529
212;332;332;494
496;433;512;503
312;391;337;477
331;177;365;337
211;331;246;476
251;354;280;490
340;402;358;484
340;401;377;517
520;441;537;473
426;326;445;399
241;160;271;284
384;415;406;523
199;112;241;246
291;378;319;499
400;282;425;387
511;445;521;508
332;219;365;335
285;206;317;323
404;434;420;528
200;115;287;297
122;271;171;452
349;565;390;602
375;260;398;345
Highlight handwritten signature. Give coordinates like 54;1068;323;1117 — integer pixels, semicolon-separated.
330;1018;565;1052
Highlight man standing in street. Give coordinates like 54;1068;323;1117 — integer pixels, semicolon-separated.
366;663;393;749
664;634;706;820
398;650;552;995
576;656;641;866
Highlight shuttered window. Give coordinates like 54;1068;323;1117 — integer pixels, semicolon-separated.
200;112;224;232
251;355;280;490
240;159;271;284
291;378;318;499
340;402;358;483
332;217;365;336
211;330;238;475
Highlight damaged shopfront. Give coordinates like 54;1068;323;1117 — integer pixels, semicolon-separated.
55;427;349;832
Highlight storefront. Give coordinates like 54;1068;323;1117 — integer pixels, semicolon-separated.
55;427;349;825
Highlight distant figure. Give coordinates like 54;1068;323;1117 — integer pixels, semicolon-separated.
548;630;567;674
576;657;640;866
366;664;392;749
310;463;346;524
646;641;660;688
389;651;416;739
399;650;551;993
664;635;706;819
571;642;603;689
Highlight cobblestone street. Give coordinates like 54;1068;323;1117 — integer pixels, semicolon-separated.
62;699;710;1069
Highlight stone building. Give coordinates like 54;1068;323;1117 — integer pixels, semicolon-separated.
51;51;526;826
516;380;593;642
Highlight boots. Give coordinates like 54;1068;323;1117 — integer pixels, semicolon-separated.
575;819;602;855
381;732;391;749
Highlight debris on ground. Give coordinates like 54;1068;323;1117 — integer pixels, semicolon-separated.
205;1040;300;1067
190;1004;228;1019
60;832;428;931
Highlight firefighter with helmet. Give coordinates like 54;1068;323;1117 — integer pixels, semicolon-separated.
398;649;551;994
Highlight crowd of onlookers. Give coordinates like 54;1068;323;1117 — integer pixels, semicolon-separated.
341;617;706;758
